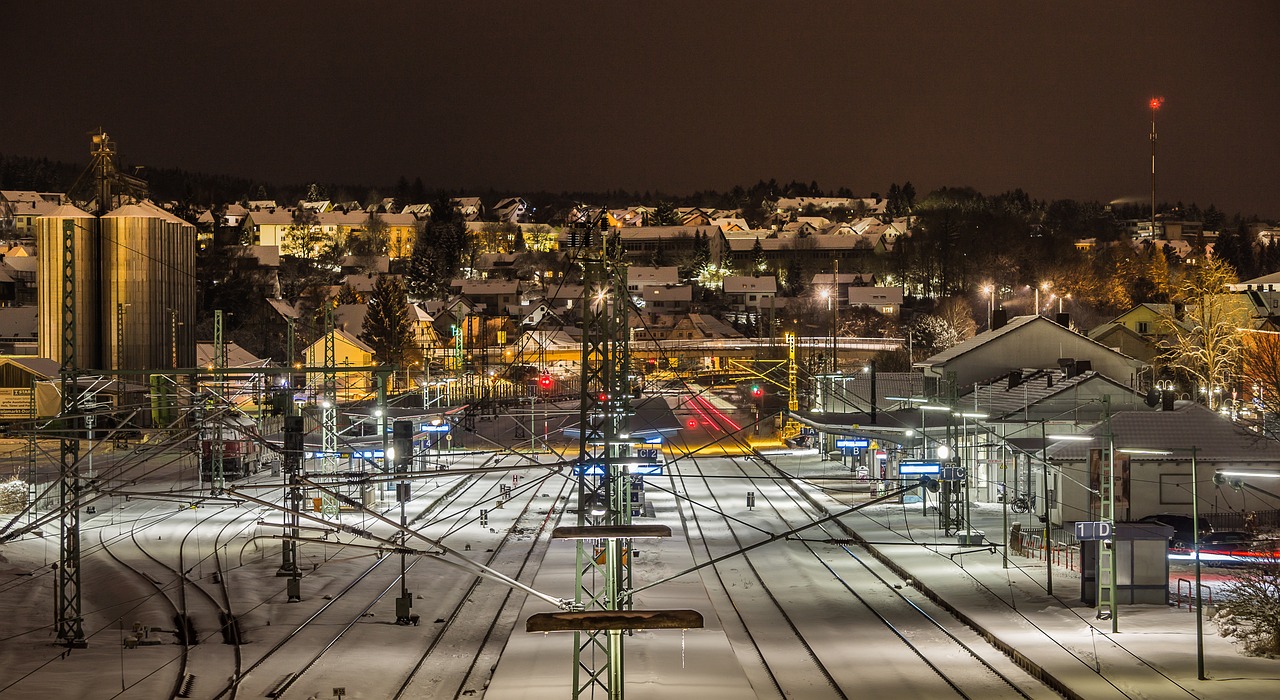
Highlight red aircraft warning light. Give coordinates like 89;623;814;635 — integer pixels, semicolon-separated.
1149;96;1164;111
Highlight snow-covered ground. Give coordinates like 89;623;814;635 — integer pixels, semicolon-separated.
3;444;1278;699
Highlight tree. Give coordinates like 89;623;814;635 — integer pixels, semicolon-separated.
407;192;469;299
751;236;767;274
282;208;325;259
936;297;978;342
1213;561;1280;656
1158;257;1249;409
1241;330;1280;439
649;201;680;226
360;275;420;375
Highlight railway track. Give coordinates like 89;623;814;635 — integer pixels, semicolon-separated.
730;455;1048;699
223;459;562;699
673;455;1055;698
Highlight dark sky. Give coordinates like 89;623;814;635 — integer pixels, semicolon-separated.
5;1;1278;216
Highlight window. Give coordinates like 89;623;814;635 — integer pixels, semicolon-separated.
1136;321;1150;334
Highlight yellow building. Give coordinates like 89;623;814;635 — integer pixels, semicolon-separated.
303;329;375;402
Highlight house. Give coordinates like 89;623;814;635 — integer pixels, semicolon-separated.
1046;404;1280;526
303;328;375;401
1;255;38;305
809;272;880;307
541;283;586;317
0;306;38;354
641;285;693;323
915;314;1146;393
242;208;296;248
0;191;63;237
661;313;742;341
493;197;530;224
723;275;778;320
452;197;484;221
627;266;680;294
846;286;903;317
454;279;522;315
1230;270;1280;319
0;356;61;420
196;341;270;407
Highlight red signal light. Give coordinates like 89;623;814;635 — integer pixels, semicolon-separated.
539;374;553;389
1149;96;1164;110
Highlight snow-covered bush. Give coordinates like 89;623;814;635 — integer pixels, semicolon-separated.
1214;561;1280;657
0;478;28;513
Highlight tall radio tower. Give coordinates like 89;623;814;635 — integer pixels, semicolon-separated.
1149;96;1164;238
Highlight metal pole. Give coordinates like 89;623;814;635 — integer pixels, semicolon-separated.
1192;446;1205;680
1040;421;1052;596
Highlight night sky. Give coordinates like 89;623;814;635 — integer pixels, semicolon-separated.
4;2;1278;216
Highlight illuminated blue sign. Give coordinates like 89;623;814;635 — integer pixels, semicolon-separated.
421;423;451;433
836;438;870;449
899;461;942;475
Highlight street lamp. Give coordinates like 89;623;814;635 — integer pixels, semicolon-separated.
982;285;994;329
1120;445;1204;680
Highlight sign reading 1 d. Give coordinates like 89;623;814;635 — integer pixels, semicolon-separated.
1074;521;1112;541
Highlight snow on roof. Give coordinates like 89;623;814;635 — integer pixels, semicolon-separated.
723;275;777;294
1047;404;1280;463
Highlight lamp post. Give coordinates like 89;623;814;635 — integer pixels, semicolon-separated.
982;285;994;329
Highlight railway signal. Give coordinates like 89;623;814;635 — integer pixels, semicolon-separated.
393;420;412;471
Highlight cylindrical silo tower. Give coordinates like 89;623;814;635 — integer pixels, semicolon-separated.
37;204;100;369
100;202;197;370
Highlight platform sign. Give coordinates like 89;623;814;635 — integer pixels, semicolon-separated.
421;423;451;433
637;448;662;460
1075;521;1113;541
899;460;941;475
836;438;870;449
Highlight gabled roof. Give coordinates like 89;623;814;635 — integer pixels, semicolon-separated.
304;327;374;355
196;341;269;368
266;298;300;319
0;306;38;337
1046;404;1280;463
642;285;692;302
0;356;59;379
627;266;680;286
963;368;1141;421
917;314;1039;365
723;275;778;294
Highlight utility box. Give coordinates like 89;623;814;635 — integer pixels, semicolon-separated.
1080;522;1174;606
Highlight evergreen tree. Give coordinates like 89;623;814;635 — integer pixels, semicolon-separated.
360;275;420;371
751;236;766;274
693;230;712;271
407;192;469;299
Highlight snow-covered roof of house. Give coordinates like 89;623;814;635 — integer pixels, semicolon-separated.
627;266;680;286
723;275;778;294
1046;404;1280;463
642;285;693;302
196;341;269;368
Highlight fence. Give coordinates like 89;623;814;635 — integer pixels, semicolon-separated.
1174;578;1213;611
1008;523;1082;573
1205;509;1280;532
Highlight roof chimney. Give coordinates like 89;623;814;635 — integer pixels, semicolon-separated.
991;308;1008;330
1007;370;1023;390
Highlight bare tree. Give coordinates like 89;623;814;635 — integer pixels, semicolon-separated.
1214;560;1280;657
1158;257;1249;409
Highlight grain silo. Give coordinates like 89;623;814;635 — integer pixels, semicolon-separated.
36;204;100;368
100;201;197;370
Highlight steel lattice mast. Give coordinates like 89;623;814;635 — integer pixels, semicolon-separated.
56;218;87;647
572;220;633;698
